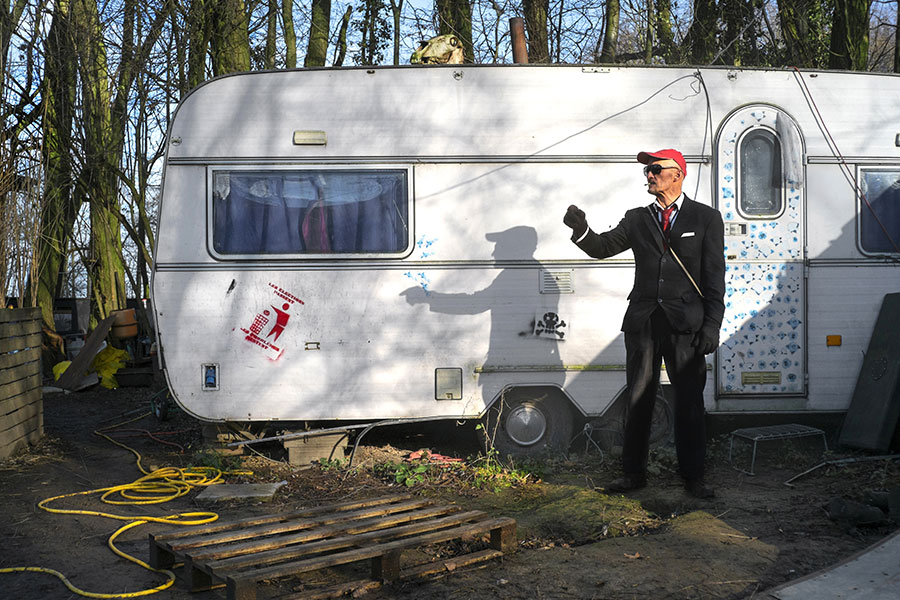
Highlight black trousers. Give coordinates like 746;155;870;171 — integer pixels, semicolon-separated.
622;308;708;481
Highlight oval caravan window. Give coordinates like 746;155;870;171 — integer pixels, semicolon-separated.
737;127;784;219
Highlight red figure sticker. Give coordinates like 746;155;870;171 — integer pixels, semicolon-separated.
266;303;291;342
240;283;304;360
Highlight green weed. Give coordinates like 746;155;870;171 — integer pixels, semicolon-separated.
190;450;243;472
316;456;348;471
375;461;432;487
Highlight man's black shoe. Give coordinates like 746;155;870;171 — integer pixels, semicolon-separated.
684;479;715;499
604;474;647;493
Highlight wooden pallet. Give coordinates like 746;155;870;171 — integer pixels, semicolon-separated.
148;494;516;600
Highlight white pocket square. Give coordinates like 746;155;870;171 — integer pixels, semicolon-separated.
681;232;695;238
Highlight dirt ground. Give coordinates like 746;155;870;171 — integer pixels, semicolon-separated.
2;386;899;600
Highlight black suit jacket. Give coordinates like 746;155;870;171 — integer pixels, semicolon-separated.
573;197;726;334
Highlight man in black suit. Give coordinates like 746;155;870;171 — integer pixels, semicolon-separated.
564;149;725;498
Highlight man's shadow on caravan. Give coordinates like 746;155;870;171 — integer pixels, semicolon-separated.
400;225;570;456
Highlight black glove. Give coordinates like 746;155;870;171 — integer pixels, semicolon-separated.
692;326;720;355
564;205;588;239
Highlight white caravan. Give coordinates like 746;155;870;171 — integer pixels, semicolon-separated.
151;65;900;455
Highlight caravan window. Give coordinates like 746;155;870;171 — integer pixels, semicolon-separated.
737;128;784;218
859;169;900;255
211;168;410;257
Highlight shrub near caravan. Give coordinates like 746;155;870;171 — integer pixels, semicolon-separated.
151;65;900;455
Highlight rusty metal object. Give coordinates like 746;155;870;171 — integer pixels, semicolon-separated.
510;18;528;64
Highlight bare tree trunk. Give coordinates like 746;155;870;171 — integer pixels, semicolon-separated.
656;0;676;63
265;0;277;69
333;5;352;66
169;7;186;94
68;0;170;321
37;0;78;331
187;0;212;90
523;0;549;63
134;67;151;298
0;0;28;82
210;0;251;75
436;0;473;62
305;0;331;66
598;0;619;63
282;0;297;68
3;0;38;309
895;0;900;73
829;0;871;70
722;0;743;65
71;0;125;321
355;0;391;65
390;0;403;65
779;0;824;68
685;0;718;64
554;0;563;62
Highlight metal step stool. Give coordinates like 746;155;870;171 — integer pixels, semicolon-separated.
729;424;828;475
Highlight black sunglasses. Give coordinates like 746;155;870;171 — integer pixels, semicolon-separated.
643;164;681;176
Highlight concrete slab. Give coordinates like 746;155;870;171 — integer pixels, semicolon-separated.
195;482;287;503
767;530;900;600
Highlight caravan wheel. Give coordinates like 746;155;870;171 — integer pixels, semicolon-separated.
482;388;574;458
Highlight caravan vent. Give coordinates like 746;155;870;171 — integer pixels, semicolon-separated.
726;222;748;236
540;269;574;294
741;371;782;385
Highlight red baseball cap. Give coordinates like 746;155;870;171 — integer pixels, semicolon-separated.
637;149;686;175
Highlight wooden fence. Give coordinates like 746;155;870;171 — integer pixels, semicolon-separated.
0;307;43;459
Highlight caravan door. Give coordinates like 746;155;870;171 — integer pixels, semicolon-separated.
715;106;807;405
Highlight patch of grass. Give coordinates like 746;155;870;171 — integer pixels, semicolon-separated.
372;449;540;492
190;449;244;472
384;452;664;544
433;480;662;544
467;449;537;491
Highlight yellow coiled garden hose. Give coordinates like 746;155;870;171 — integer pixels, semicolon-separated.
0;412;252;598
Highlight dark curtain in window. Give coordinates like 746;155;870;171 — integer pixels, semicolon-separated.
212;170;408;255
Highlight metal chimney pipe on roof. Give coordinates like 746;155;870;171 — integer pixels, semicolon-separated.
510;18;528;64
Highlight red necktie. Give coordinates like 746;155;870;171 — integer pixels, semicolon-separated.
661;204;676;234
